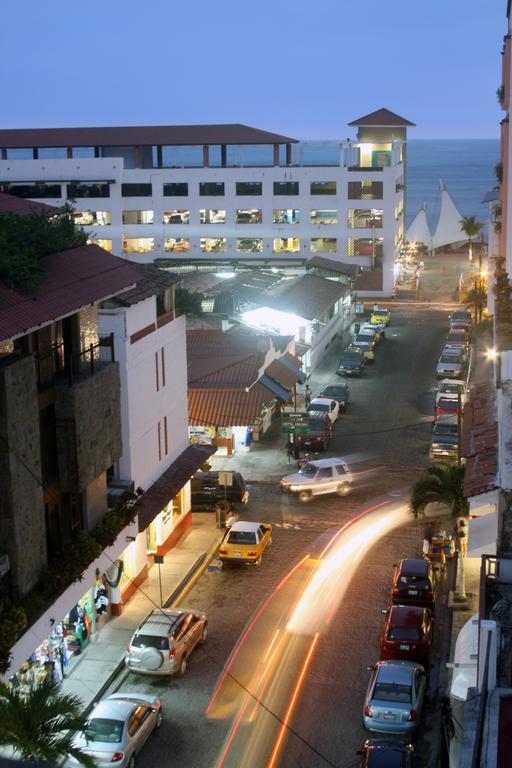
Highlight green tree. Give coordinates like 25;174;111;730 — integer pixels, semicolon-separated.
462;283;487;323
175;287;204;317
410;464;469;521
459;216;483;263
0;679;95;767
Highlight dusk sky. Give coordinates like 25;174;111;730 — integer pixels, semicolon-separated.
0;0;504;139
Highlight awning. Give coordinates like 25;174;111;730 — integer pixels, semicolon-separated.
468;500;499;558
450;614;478;701
265;358;304;388
259;374;292;402
137;444;215;532
280;352;307;384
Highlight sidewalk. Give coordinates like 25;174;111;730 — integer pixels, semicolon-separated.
59;513;222;710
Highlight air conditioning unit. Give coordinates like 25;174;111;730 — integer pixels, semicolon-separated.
0;554;10;577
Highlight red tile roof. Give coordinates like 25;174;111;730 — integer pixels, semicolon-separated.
348;108;415;127
190;353;263;388
188;382;275;427
0;245;138;343
265;358;299;389
0;191;57;217
461;382;497;498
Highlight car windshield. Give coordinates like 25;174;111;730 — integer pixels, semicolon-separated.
440;354;460;363
310;403;328;412
298;464;318;477
373;309;389;317
85;718;124;743
342;352;361;362
309;418;327;430
323;387;344;398
437;401;457;410
441;383;462;394
131;633;170;650
227;531;257;545
433;424;458;436
452;311;471;320
373;682;412;703
388;627;422;641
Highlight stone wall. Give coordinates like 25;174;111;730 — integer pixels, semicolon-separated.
0;354;47;599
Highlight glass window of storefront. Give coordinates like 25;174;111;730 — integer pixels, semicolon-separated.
199;182;225;196
273;209;299;224
236;238;263;253
74;210;111;226
347;209;383;229
310;181;337;195
163;182;189;197
123;237;155;253
273;181;299;195
200;237;227;252
310;210;337;224
200;209;226;224
163;209;190;224
236;209;262;224
122;210;154;225
273;237;300;253
164;238;191;252
311;238;337;253
236;181;262;196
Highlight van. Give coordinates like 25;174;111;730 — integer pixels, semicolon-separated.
191;470;248;511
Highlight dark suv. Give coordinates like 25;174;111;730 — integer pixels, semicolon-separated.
391;559;436;609
191;470;248;512
295;411;332;451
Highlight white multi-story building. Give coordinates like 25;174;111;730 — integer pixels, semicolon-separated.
0;108;414;296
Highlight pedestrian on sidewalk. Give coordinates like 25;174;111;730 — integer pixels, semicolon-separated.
456;518;468;557
286;437;294;462
422;521;434;558
304;384;312;408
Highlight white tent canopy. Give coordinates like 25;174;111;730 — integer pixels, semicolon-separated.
406;203;432;248
431;181;466;250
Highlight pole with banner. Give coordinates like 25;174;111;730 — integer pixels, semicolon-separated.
154;555;164;607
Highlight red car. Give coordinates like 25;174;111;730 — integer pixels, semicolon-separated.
380;605;433;666
434;397;460;420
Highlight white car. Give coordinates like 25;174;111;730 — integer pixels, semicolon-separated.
436;348;466;379
280;457;353;502
306;397;340;423
436;379;468;405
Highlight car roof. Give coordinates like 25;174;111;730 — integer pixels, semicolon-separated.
230;521;262;532
91;698;135;720
307;410;330;421
322;384;347;392
301;457;348;468
309;397;335;406
137;609;184;634
388;605;426;627
398;559;429;577
440;378;465;386
375;661;420;684
437;398;458;405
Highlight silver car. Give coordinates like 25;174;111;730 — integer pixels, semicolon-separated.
436;348;465;378
72;693;162;768
363;660;426;734
125;608;207;677
280;457;353;502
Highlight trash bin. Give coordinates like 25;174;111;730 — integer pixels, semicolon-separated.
354;322;360;334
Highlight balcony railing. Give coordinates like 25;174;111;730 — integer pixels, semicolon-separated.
36;334;115;390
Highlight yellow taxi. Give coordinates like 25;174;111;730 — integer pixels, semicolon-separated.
370;306;391;326
218;521;272;566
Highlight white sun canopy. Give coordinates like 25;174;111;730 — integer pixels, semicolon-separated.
432;181;466;250
406;203;432;248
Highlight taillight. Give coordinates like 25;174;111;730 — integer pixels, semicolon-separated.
169;648;176;658
111;753;124;763
364;704;373;717
408;709;417;721
248;550;257;557
426;591;433;598
127;645;133;653
219;548;227;555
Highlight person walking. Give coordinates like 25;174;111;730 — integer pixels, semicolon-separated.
422;521;434;558
304;384;312;408
457;518;468;557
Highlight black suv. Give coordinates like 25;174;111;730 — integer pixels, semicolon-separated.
391;559;436;609
191;471;248;512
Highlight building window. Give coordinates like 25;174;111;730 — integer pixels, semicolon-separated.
158;421;162;460
164;238;190;252
71;147;95;158
347;181;383;200
74;210;111;226
236;181;262;196
348;209;383;229
122;210;154;225
163;209;189;224
1;183;62;198
273;209;299;224
310;209;337;224
311;238;337;254
121;183;152;197
199;182;225;196
163;182;188;196
237;238;263;253
236;209;262;224
163;416;169;456
5;148;34;159
38;147;68;159
161;347;166;386
348;237;383;257
200;209;226;224
310;181;336;195
67;182;110;198
273;181;299;195
273;237;300;253
162;145;203;167
123;237;155;253
157;290;172;318
88;238;113;252
200;237;227;253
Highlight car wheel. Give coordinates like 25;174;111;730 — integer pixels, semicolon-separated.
254;554;262;566
178;654;187;676
299;490;312;503
200;623;208;644
337;483;351;497
127;755;136;768
156;709;163;729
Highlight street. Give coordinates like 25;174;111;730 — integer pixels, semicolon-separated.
118;303;453;768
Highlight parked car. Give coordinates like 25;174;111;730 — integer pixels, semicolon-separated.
307;396;340;423
449;309;472;330
380;605;433;666
356;739;416;767
447;328;470;349
125;608;207;677
430;419;459;461
320;383;349;411
435;378;467;405
363;661;426;735
71;693;162;768
353;336;376;362
444;342;469;362
436;348;466;379
361;322;386;341
370;307;391;326
295;411;332;451
434;397;461;421
191;470;248;511
280;457;353;502
391;559;436;609
337;346;366;376
218;520;272;566
356;328;377;348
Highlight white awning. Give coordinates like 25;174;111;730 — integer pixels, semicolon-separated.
468;489;499;557
450;614;478;701
432;181;466;250
406;203;432;248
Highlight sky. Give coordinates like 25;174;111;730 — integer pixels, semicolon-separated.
0;0;505;139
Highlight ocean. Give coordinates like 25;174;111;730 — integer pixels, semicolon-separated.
406;138;500;234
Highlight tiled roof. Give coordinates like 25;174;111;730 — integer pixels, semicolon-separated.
189;353;263;388
348;108;415;127
0;245;138;343
112;264;181;306
265;358;300;389
188;382;275;427
137;444;215;531
461;382;498;498
0;191;57;217
0;124;297;148
268;274;348;320
306;255;361;279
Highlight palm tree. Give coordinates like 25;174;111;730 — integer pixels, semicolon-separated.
0;679;95;767
410;464;469;521
459;216;483;262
